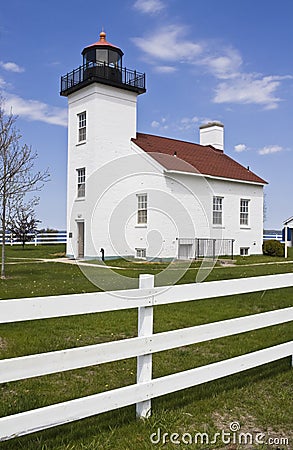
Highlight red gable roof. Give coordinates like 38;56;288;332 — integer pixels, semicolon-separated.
132;133;267;185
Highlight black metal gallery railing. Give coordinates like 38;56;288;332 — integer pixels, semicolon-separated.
60;61;146;95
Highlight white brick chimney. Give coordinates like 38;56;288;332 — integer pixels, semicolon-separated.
199;122;224;150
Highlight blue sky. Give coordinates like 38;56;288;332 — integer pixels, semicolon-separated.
0;0;292;229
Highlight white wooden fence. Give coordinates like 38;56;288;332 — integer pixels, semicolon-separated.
263;232;283;242
1;231;67;246
0;273;292;441
1;231;283;246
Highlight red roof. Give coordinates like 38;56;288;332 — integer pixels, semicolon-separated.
83;31;122;51
132;133;267;184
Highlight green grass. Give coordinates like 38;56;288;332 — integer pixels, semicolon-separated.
2;243;66;260
235;245;293;265
0;244;292;449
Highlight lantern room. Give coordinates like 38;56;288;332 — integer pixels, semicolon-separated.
60;30;146;96
82;31;124;70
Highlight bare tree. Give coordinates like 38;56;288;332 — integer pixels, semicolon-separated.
0;97;49;278
8;197;40;248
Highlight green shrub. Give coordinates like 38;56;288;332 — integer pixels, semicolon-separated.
262;239;284;257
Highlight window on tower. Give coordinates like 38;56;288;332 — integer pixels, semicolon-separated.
78;112;86;142
77;168;86;198
137;194;147;224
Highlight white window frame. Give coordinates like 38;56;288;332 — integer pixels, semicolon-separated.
240;199;250;226
136;248;146;259
137;193;147;225
240;247;249;256
77;167;86;198
78;111;86;143
213;196;223;225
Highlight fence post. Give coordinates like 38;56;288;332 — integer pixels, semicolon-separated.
136;274;154;419
34;234;37;246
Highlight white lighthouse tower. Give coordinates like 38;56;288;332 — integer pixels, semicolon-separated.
60;31;146;259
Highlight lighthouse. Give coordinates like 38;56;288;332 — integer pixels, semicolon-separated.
60;31;146;259
60;31;266;264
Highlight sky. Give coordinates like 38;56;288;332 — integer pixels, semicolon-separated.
0;0;292;230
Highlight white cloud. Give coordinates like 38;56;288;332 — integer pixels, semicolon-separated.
132;25;202;63
133;24;292;110
258;145;283;155
154;65;177;74
181;116;199;124
4;93;67;127
133;0;165;15
152;115;222;134
132;25;241;77
213;74;289;110
234;144;247;152
0;61;24;73
0;77;6;88
177;116;199;131
151;117;169;130
201;49;243;79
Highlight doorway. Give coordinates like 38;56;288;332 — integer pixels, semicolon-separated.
77;221;85;259
178;243;193;260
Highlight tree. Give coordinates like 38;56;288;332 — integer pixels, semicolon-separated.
38;227;58;233
0;97;49;278
8;198;40;248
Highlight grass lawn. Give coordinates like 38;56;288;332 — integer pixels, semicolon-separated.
0;244;292;449
2;243;67;260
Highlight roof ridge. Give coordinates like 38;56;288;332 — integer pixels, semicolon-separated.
135;132;202;147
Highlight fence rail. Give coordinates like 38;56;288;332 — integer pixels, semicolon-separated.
0;273;292;441
1;232;67;246
263;233;283;242
0;232;284;248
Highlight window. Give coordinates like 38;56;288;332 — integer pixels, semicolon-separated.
240;247;249;256
136;248;146;259
77;168;86;197
137;194;147;224
213;196;223;225
78;112;86;142
240;199;249;226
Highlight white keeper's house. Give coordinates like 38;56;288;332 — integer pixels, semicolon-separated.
60;32;267;261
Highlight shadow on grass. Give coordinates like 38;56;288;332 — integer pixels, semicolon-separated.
3;358;292;450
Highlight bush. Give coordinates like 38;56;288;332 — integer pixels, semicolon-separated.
263;239;284;257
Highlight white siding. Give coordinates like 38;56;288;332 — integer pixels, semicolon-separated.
66;85;264;259
66;83;139;258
